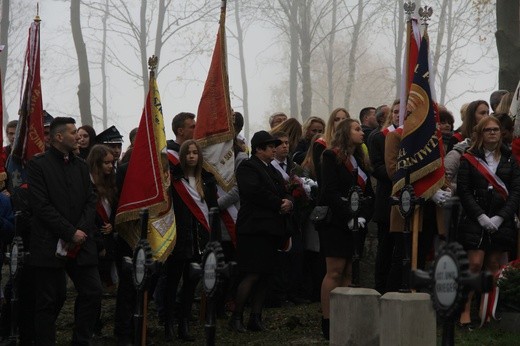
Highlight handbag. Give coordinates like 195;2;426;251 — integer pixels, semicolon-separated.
309;206;331;224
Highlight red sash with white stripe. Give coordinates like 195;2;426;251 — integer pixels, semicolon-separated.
332;149;368;192
315;137;327;148
96;198;111;224
452;131;464;143
168;151;210;231
172;179;210;232
462;153;508;200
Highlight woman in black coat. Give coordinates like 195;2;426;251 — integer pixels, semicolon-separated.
229;131;293;333
457;116;520;327
165;139;217;341
318;119;374;339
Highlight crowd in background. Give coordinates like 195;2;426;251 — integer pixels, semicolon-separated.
0;88;518;344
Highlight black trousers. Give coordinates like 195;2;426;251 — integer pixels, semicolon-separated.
374;222;393;294
33;264;102;346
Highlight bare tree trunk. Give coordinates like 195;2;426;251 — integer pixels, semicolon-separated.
326;0;337;112
344;0;363;111
299;1;312;121
0;0;9;123
439;0;453;105
234;0;249;143
71;0;93;125
431;0;447;85
154;0;166;73
496;0;520;92
101;0;109;129
140;0;148;98
288;0;299;118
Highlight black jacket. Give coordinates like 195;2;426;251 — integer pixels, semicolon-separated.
318;149;374;227
236;155;293;237
171;170;217;260
368;130;392;225
457;146;520;249
28;146;97;267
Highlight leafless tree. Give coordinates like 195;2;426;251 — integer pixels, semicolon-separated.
71;0;93;125
496;0;520;91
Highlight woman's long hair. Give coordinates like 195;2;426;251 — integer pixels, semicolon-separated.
179;139;205;200
469;116;502;159
330;119;370;172
462;100;489;139
87;144;117;205
324;108;350;144
301;133;322;179
302;116;326;140
270;118;303;154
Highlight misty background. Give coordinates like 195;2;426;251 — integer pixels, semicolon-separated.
1;0;499;145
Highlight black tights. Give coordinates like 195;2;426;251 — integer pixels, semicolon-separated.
234;273;269;317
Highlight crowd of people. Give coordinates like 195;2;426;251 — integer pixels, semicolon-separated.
0;88;518;344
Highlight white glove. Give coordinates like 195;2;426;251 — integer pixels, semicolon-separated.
490;216;504;229
477;214;498;232
431;189;451;206
348;217;367;230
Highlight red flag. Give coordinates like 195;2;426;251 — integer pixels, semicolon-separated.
399;18;421;126
193;1;235;192
115;57;176;262
7;18;45;190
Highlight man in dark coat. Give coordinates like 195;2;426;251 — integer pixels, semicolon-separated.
28;117;101;345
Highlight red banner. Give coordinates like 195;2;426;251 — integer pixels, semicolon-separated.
194;2;235;192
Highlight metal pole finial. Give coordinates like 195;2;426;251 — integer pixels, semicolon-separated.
148;55;158;73
418;6;433;25
34;3;41;22
404;2;415;20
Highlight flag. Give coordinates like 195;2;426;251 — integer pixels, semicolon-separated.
193;1;235;192
399;18;421;126
115;57;176;262
7;19;45;190
392;31;445;199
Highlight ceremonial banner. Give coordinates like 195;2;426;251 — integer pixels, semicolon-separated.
193;0;235;192
399;18;421;125
7;18;45;190
392;32;445;199
115;57;176;262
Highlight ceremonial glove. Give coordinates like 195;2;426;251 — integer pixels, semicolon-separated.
490;216;504;230
431;189;451;206
477;214;498;232
347;217;367;230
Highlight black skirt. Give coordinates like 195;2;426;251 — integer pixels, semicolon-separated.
318;224;354;259
237;233;283;274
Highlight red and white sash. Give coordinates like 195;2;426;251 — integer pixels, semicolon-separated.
217;185;238;247
96;197;112;224
452;131;464;143
315;137;327;148
167;149;180;166
172;178;210;231
462;153;508;200
345;154;368;192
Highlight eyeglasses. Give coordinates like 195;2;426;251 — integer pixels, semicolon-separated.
483;127;500;133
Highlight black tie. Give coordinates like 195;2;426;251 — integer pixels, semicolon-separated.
279;162;285;170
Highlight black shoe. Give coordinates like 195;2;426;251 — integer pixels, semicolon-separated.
289;296;311;305
321;318;330;340
164;321;174;342
228;315;247;333
247;313;266;332
178;318;195;341
456;321;475;331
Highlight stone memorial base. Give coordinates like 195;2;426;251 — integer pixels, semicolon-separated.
380;292;435;346
330;287;381;346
